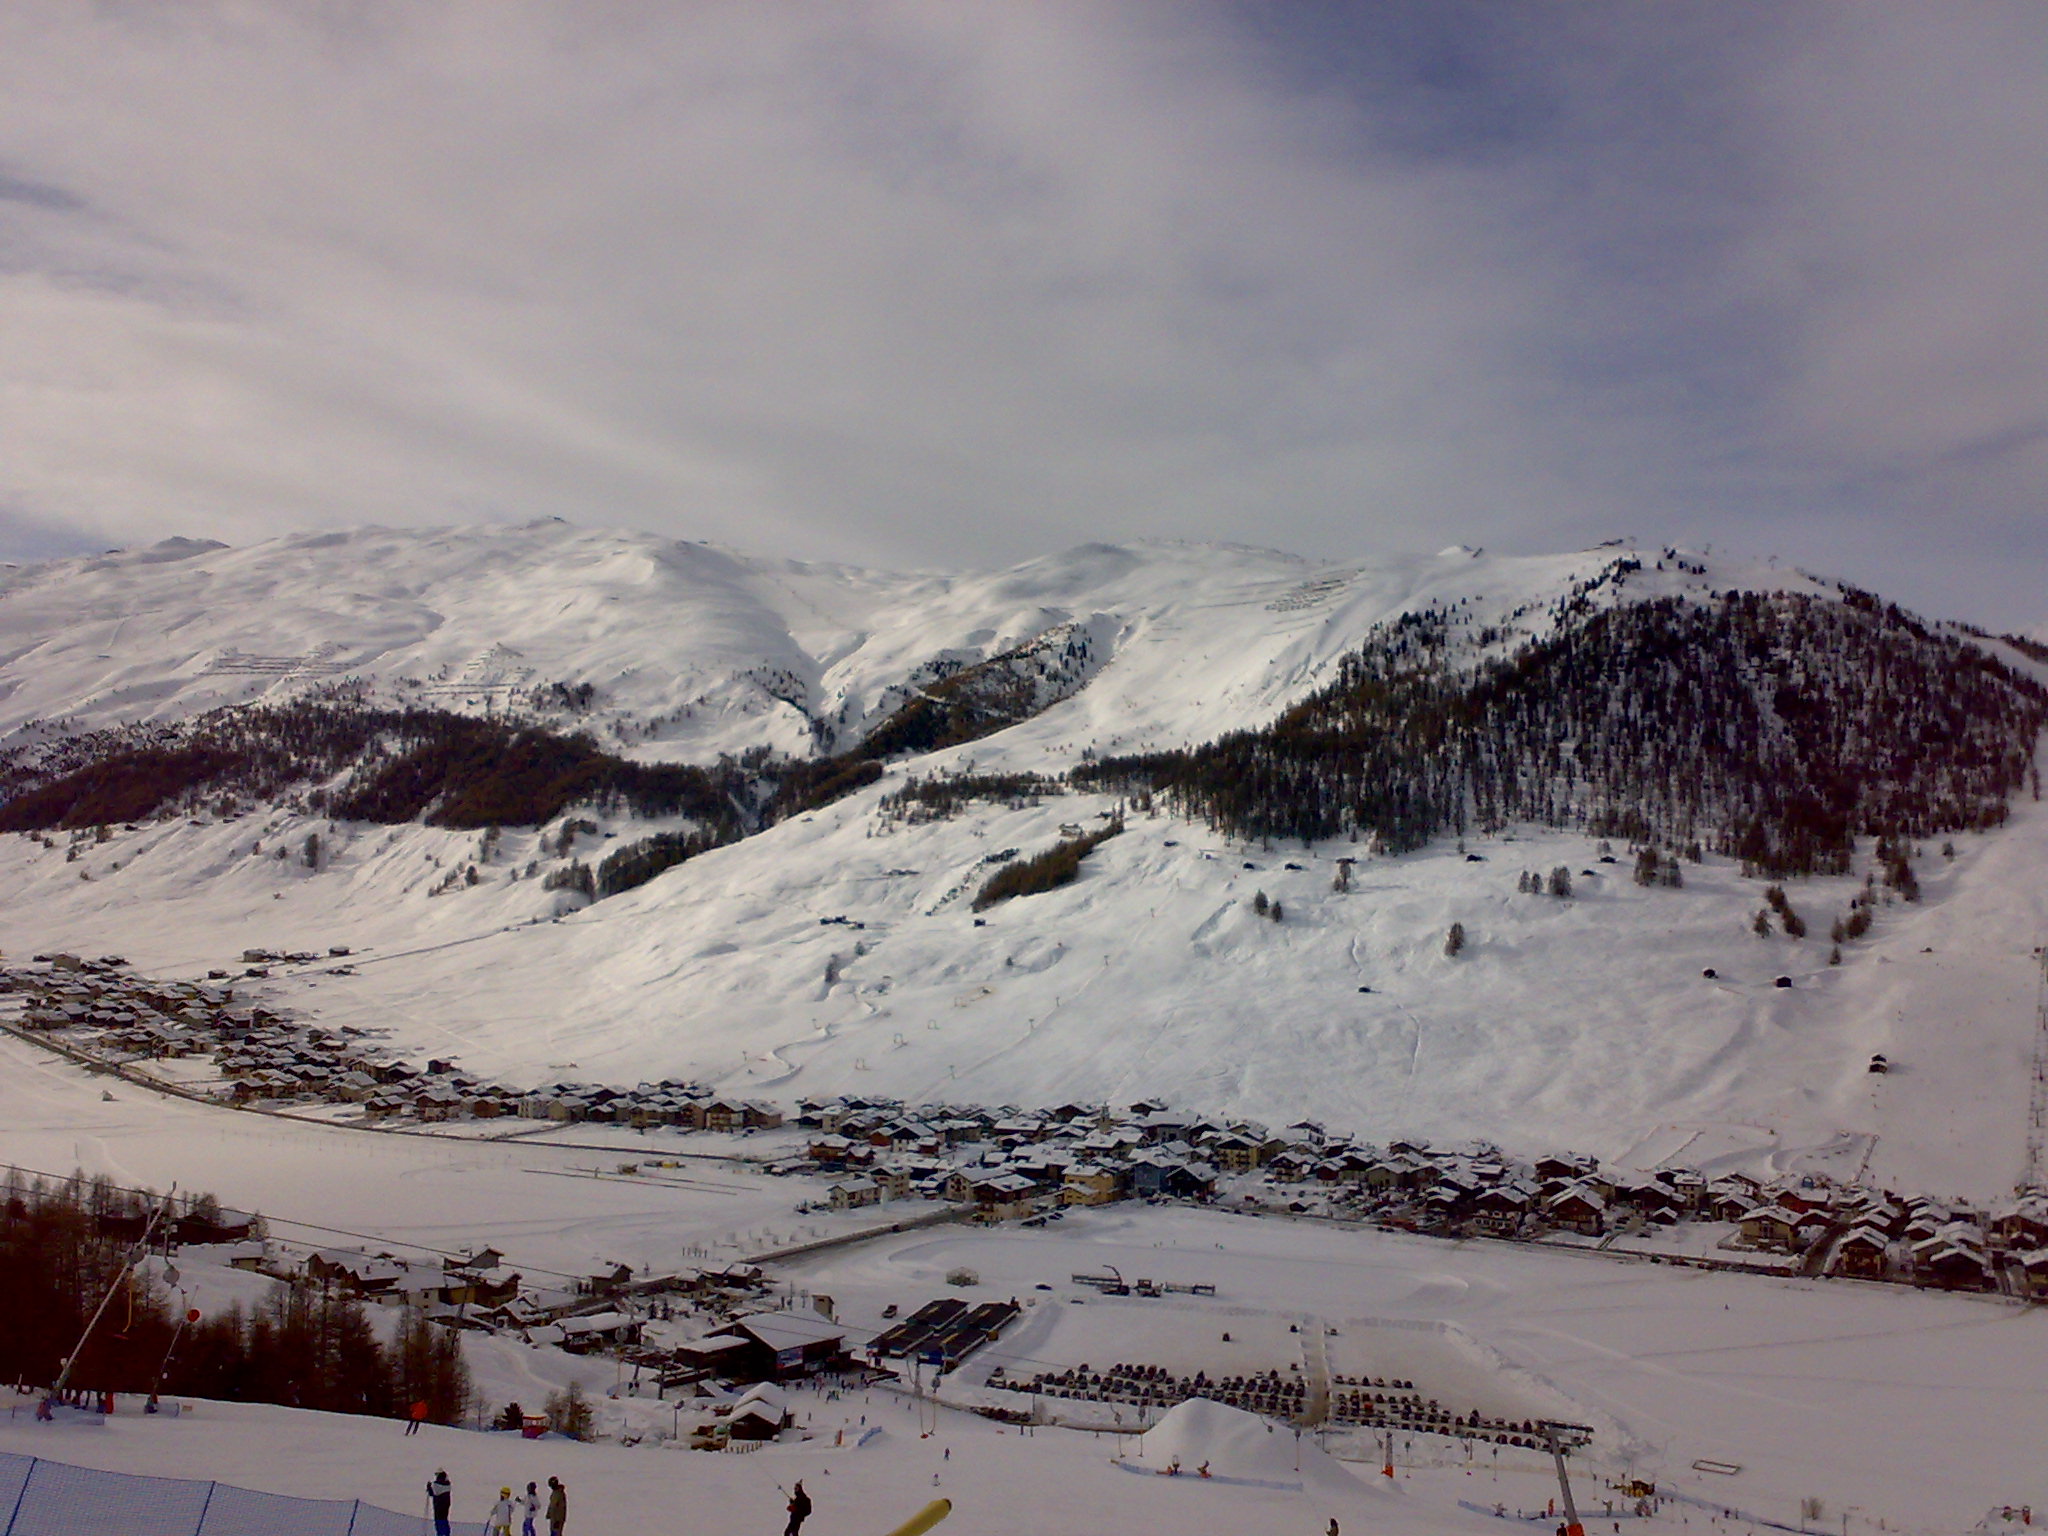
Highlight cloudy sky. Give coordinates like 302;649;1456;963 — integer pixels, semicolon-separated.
0;2;2043;626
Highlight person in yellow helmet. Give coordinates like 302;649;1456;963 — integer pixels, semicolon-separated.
485;1486;516;1536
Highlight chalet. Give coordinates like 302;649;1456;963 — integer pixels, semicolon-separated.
827;1178;881;1211
1768;1184;1828;1217
1062;1164;1124;1207
1990;1196;2048;1250
174;1207;258;1246
1006;1150;1073;1187
443;1269;522;1309
1739;1206;1804;1252
1125;1153;1186;1198
555;1311;644;1354
1610;1177;1673;1213
1196;1130;1261;1179
1471;1184;1533;1236
1704;1186;1760;1224
2012;1248;2048;1299
1138;1111;1196;1145
703;1100;749;1133
305;1249;408;1297
1366;1154;1430;1192
808;1134;857;1165
1827;1226;1891;1280
1265;1150;1315;1182
1661;1169;1707;1212
221;1241;269;1272
1330;1148;1378;1185
1078;1126;1145;1159
1916;1242;1994;1292
1422;1176;1479;1221
1546;1186;1607;1237
415;1086;466;1122
723;1382;792;1441
971;1173;1051;1221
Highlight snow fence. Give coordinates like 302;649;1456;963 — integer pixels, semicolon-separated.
0;1451;486;1535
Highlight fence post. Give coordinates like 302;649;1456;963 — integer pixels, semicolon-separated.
3;1456;37;1536
193;1479;217;1536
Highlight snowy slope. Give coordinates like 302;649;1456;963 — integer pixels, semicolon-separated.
1;525;2040;1198
0;523;1821;764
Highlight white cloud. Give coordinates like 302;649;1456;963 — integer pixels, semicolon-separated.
0;2;2042;624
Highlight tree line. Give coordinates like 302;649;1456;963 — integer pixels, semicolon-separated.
1074;591;2045;878
1;1169;471;1425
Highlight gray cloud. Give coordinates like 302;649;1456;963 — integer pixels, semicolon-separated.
0;2;2041;626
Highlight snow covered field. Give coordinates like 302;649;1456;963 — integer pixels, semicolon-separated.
3;942;2045;1533
5;1174;2046;1536
0;1028;909;1281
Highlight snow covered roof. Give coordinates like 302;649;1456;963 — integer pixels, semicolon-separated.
721;1312;849;1351
558;1311;636;1336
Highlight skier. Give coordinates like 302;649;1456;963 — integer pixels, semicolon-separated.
785;1478;813;1536
546;1475;568;1536
427;1470;453;1536
521;1480;540;1536
485;1487;516;1536
404;1399;428;1435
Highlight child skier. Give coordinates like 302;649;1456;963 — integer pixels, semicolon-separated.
485;1486;516;1536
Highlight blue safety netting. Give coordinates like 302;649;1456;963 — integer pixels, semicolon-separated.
0;1451;487;1535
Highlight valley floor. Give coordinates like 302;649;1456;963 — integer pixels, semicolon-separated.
4;1036;2046;1536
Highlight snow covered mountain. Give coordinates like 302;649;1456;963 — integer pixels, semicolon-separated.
3;521;2045;1199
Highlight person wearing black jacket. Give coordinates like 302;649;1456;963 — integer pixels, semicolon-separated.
784;1479;812;1536
427;1470;453;1536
